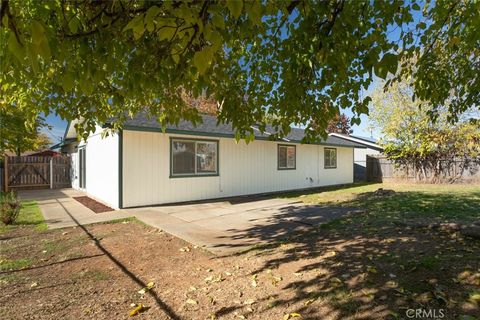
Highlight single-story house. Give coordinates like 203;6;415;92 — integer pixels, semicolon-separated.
328;133;384;181
59;114;364;209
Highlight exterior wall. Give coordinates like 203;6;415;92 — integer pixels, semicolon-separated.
122;130;354;207
70;126;119;208
354;147;381;166
354;147;382;181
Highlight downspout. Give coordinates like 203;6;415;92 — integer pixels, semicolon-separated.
118;130;123;209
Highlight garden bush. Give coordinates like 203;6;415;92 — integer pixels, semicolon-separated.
0;191;21;225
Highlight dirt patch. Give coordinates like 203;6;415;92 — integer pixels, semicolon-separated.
0;216;479;320
73;196;114;213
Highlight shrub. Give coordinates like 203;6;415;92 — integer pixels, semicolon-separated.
0;191;21;225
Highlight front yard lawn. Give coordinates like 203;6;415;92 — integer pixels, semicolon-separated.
0;183;479;320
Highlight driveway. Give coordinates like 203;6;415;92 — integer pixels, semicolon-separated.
19;189;361;255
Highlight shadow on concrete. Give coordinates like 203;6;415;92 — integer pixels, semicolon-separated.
206;189;480;319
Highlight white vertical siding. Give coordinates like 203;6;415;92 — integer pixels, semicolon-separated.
122;131;354;207
70;126;119;208
354;147;381;167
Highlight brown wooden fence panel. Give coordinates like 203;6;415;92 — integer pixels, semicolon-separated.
5;155;71;191
52;156;71;188
366;155;480;182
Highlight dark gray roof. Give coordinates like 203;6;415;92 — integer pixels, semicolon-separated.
115;113;365;148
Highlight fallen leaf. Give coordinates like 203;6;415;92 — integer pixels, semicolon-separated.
138;282;155;294
469;292;480;303
303;298;315;306
186;298;198;305
30;282;38;288
325;250;336;257
251;274;258;287
129;304;146;317
367;266;378;274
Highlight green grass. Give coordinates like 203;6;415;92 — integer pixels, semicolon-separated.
0;258;32;271
284;182;480;224
0;200;46;234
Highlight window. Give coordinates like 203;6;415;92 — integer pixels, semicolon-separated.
171;139;218;177
324;148;337;168
278;145;296;170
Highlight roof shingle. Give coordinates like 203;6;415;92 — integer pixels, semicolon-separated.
115;113;365;148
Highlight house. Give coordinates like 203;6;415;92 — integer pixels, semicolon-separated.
328;133;384;181
59;114;365;209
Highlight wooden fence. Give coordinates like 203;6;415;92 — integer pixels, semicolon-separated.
4;155;71;191
366;155;480;182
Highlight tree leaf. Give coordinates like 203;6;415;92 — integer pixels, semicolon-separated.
226;0;243;19
62;72;74;91
123;15;143;32
8;33;25;62
145;5;161;32
31;21;45;45
193;48;213;75
375;53;398;79
68;16;80;34
211;14;225;29
158;27;176;41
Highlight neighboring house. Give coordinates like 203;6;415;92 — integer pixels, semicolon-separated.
59;114;364;209
328;133;384;181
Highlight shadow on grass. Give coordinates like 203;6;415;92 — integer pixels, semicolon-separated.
210;189;480;319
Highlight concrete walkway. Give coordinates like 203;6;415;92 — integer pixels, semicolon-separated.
19;189;361;255
18;189;133;229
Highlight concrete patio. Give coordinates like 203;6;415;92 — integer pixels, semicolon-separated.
19;189;361;255
18;189;133;229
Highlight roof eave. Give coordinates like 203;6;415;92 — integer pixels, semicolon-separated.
123;125;365;148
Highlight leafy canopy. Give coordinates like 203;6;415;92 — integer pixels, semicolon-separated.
0;0;478;141
370;78;480;181
0;109;51;156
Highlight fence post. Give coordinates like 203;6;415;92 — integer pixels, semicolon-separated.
50;158;53;189
4;156;8;192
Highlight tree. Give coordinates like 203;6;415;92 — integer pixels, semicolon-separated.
326;113;353;135
370;78;480;182
0;1;479;142
0;109;51;156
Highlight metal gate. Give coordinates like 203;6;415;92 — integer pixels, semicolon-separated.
4;155;71;191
